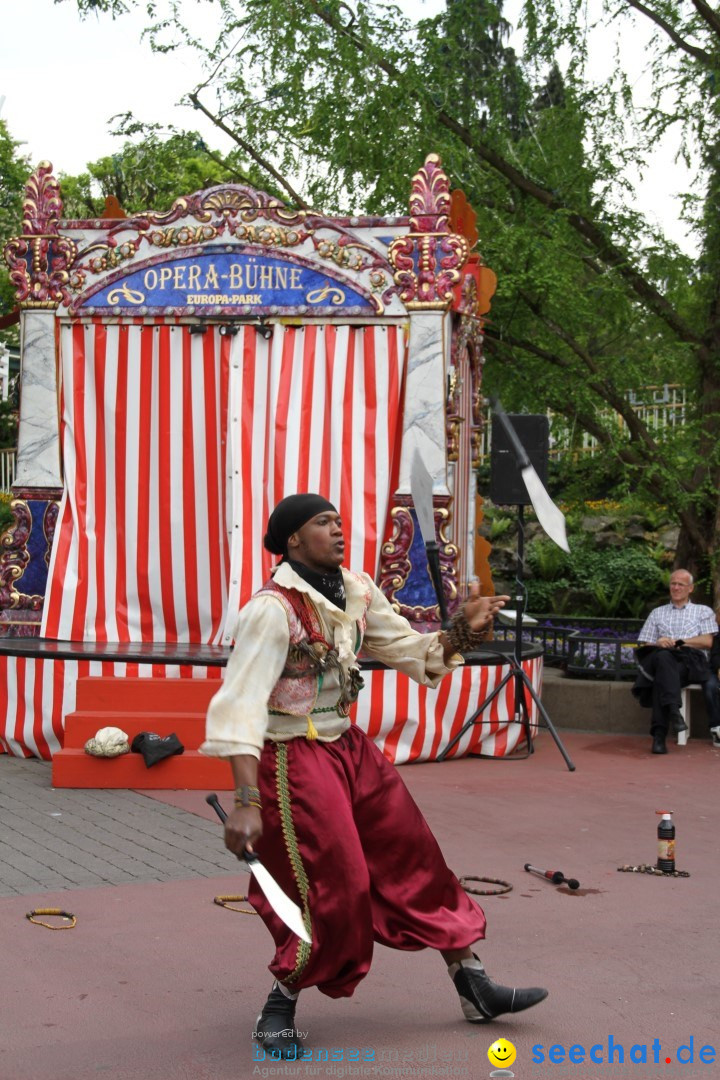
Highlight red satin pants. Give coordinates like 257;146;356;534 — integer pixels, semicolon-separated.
249;725;486;998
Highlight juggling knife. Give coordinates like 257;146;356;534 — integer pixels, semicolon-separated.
410;451;451;628
490;398;570;553
206;793;311;944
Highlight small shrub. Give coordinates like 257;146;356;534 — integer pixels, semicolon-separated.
521;524;667;618
527;538;572;581
0;494;13;535
488;516;514;541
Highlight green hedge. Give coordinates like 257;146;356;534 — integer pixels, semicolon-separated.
524;538;666;618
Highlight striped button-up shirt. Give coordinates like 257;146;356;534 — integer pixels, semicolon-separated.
638;601;717;646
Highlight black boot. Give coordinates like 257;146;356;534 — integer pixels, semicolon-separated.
449;956;548;1023
254;982;302;1059
651;732;668;754
665;707;687;734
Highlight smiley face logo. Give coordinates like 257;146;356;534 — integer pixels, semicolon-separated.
488;1038;517;1069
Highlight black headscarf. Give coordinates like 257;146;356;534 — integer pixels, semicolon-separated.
263;493;338;557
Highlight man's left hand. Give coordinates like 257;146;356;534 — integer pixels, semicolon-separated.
463;582;510;631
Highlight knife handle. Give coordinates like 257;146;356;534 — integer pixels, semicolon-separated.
426;541;451;630
206;792;258;863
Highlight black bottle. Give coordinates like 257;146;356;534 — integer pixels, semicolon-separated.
656;811;675;873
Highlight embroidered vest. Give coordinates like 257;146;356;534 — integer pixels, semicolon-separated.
258;576;368;738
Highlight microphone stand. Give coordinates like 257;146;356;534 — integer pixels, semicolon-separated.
437;504;575;771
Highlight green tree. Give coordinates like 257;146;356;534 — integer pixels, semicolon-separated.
59;128;271;217
63;0;720;598
0;120;31;340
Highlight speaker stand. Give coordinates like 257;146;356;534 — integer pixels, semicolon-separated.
437;505;576;771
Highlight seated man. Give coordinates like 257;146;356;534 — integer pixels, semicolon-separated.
633;569;720;753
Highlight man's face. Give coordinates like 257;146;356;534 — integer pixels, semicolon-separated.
288;511;345;571
669;572;693;605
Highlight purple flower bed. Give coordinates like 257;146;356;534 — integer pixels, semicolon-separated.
494;616;643;679
566;633;640;680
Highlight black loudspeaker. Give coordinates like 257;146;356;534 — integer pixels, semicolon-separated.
489;414;549;506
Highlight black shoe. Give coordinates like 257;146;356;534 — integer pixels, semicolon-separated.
651;733;668;754
254;982;302;1059
450;957;548;1023
666;710;687;734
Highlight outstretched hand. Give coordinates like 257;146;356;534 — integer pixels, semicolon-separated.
463;581;510;631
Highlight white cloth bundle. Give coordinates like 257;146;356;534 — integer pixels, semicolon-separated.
84;726;130;758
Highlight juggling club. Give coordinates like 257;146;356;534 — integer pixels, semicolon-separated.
524;862;580;889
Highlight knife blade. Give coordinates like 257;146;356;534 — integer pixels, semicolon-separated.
206;793;311;944
410;451;437;546
410;451;451;628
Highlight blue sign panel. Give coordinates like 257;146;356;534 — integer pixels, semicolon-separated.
83;251;375;314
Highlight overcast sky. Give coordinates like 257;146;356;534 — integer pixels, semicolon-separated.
0;0;696;254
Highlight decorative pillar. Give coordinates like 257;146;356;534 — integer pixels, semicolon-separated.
383;154;468;627
447;187;497;598
1;163;74;636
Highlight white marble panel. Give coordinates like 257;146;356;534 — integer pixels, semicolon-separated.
397;312;449;494
15;311;62;488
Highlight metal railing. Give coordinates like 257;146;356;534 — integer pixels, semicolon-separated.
0;449;16;492
493;616;644;669
566;634;640;680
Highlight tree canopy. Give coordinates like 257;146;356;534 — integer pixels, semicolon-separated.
52;0;720;595
59;128;276;217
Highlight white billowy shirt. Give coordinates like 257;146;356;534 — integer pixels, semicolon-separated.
200;561;462;760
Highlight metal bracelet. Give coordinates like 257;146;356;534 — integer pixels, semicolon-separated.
234;785;262;808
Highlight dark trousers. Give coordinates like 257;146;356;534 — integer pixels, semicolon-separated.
640;649;720;734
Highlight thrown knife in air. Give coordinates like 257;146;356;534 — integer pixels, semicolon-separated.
491;398;569;553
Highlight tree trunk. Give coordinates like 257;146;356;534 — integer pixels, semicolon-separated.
674;522;712;604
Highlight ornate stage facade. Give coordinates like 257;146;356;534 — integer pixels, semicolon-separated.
0;153;541;783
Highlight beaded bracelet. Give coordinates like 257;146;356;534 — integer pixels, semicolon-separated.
234;785;262;810
444;610;491;654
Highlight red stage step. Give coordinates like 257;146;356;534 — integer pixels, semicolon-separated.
62;713;212;749
52;675;233;790
52;748;233;789
74;677;219;712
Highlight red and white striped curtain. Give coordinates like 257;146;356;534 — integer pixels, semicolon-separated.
0;658;222;759
353;658;541;765
42;319;408;646
222;322;408;640
44;320;231;643
2;318;407;757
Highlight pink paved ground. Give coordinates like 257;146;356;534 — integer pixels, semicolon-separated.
1;731;718;1080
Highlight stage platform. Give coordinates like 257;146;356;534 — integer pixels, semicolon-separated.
0;639;544;783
